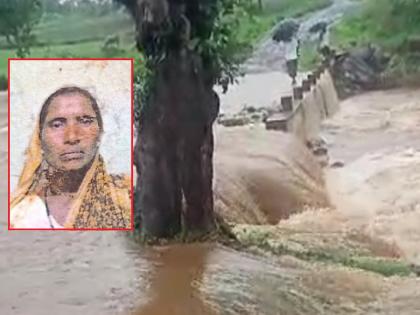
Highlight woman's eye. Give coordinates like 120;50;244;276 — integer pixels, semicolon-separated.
80;117;94;125
49;121;64;129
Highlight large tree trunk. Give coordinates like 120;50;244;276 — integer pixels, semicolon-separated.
134;50;218;237
121;0;220;238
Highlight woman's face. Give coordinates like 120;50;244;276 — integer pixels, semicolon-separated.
41;93;101;171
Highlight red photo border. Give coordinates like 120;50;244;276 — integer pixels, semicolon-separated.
7;58;135;231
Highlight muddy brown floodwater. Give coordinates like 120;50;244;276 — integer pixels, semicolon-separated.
3;86;420;315
1;91;337;315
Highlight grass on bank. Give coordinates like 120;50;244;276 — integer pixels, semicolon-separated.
34;11;134;46
330;0;420;51
330;0;420;76
233;225;415;277
0;10;134;49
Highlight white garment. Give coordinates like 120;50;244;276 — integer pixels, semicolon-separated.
284;37;299;61
10;195;63;228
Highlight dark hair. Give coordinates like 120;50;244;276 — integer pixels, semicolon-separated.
39;86;103;137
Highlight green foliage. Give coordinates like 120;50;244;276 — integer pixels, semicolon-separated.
0;0;42;57
34;11;134;46
234;226;414;277
332;0;420;51
0;10;134;49
343;256;412;277
39;0;61;13
39;0;120;15
196;0;255;85
389;0;420;21
331;0;420;77
134;54;153;128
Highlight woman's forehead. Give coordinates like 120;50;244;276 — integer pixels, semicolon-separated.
46;93;96;118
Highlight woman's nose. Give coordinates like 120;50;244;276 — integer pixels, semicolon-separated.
64;123;81;144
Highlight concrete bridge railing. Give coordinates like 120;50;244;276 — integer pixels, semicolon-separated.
265;65;339;142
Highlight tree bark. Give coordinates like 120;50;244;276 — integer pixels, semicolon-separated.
134;50;218;237
121;0;220;238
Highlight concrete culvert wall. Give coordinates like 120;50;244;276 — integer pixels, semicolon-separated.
214;66;340;225
285;69;339;142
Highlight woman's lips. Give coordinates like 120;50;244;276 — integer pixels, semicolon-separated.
60;151;84;161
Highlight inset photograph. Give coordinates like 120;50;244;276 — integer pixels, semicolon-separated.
8;58;133;230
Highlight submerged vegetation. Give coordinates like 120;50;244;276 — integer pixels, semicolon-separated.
233;225;415;277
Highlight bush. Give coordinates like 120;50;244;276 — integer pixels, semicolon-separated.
330;0;420;80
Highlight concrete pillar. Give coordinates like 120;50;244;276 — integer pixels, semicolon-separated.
293;86;303;100
265;114;288;132
281;95;293;112
302;79;311;92
308;74;316;85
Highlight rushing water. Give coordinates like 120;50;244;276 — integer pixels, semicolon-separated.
1;90;334;315
3;86;420;314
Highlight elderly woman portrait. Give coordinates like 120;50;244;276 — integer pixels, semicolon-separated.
10;86;131;229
